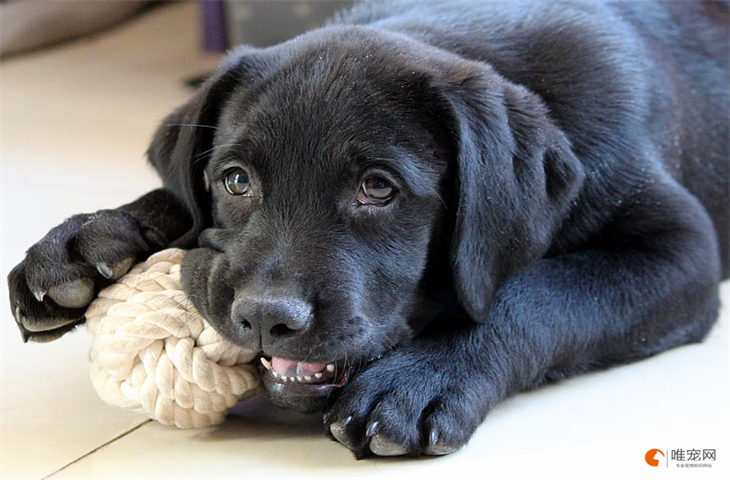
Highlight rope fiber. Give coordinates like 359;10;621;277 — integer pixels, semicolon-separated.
85;248;260;428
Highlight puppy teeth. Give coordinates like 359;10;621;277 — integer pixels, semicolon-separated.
326;364;335;373
260;358;271;370
289;376;296;382
32;289;47;302
304;375;312;381
314;372;323;379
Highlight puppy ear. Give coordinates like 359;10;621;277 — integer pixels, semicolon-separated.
147;48;268;247
146;67;239;246
440;67;584;322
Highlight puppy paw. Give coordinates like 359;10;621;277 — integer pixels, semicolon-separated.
7;210;156;342
324;344;491;457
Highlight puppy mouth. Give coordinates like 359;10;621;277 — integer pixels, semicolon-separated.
259;356;352;399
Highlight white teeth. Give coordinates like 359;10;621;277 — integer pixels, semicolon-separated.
265;361;337;383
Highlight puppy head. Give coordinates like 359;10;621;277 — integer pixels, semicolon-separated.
148;27;583;411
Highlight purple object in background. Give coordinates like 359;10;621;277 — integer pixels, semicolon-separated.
200;0;228;52
201;1;354;51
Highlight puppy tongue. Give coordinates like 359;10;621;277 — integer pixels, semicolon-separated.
271;357;326;377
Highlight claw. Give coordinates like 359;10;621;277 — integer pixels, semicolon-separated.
95;258;133;280
428;428;439;446
96;263;113;279
31;289;47;302
365;420;379;438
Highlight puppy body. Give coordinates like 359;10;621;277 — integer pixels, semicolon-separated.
336;0;730;262
9;0;729;457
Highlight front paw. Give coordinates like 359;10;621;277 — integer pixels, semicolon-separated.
8;210;155;342
324;345;491;457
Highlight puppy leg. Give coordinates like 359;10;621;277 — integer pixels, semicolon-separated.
326;183;721;457
7;188;191;342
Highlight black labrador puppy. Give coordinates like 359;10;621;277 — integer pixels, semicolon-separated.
8;0;729;458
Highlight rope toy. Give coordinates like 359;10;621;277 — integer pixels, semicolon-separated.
85;248;260;428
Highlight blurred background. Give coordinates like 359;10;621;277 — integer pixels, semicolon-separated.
1;0;353;60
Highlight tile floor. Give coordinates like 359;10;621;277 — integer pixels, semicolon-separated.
1;3;728;479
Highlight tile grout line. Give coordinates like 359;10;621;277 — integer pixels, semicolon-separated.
42;420;152;479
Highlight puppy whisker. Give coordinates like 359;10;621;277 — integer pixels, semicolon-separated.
193;143;240;163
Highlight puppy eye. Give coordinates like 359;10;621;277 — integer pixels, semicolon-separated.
357;175;395;205
223;168;251;196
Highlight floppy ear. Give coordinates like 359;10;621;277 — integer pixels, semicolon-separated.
146;68;240;246
439;67;585;322
147;48;269;247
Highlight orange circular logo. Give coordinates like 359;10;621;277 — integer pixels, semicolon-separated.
645;448;665;467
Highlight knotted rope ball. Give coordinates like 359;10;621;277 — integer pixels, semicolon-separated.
85;248;260;428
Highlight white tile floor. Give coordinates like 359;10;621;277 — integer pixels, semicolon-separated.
1;3;728;479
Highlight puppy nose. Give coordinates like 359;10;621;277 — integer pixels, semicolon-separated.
233;294;312;342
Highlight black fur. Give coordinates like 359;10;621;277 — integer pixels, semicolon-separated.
8;0;728;457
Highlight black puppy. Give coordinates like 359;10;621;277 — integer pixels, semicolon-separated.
8;0;729;457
